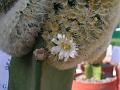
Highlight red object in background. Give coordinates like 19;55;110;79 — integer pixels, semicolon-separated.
102;63;114;76
116;66;120;90
72;77;117;90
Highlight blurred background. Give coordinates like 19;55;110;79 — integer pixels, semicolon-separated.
0;51;11;90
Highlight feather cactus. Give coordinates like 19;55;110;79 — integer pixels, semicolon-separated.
0;0;120;90
42;0;120;69
0;0;17;13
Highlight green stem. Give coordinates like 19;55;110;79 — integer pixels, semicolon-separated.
92;64;102;80
84;64;93;79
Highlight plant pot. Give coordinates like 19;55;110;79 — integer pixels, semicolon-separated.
72;76;117;90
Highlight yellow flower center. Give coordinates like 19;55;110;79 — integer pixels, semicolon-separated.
61;42;71;50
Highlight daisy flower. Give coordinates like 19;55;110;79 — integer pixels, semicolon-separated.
50;34;78;62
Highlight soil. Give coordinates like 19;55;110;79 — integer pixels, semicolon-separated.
76;74;116;83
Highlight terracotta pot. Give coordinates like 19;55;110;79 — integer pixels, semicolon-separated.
72;77;117;90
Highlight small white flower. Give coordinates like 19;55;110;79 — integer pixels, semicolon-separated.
50;34;78;61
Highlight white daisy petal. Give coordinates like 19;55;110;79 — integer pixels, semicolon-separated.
64;55;69;62
51;46;61;54
76;48;79;50
51;38;59;44
59;51;64;60
70;53;75;58
70;51;77;58
74;50;78;55
57;34;62;39
70;39;73;43
62;34;65;38
64;51;70;58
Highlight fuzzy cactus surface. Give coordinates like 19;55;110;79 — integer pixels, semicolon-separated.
0;0;120;90
42;0;120;69
0;0;17;13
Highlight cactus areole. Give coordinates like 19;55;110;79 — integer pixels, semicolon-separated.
0;0;120;70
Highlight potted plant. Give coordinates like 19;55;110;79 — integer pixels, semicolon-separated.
0;0;120;90
72;46;117;90
72;63;117;90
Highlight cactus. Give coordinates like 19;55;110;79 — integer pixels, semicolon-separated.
0;0;17;13
0;0;120;90
92;64;102;80
8;57;75;90
8;35;75;90
84;64;93;79
84;64;102;80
